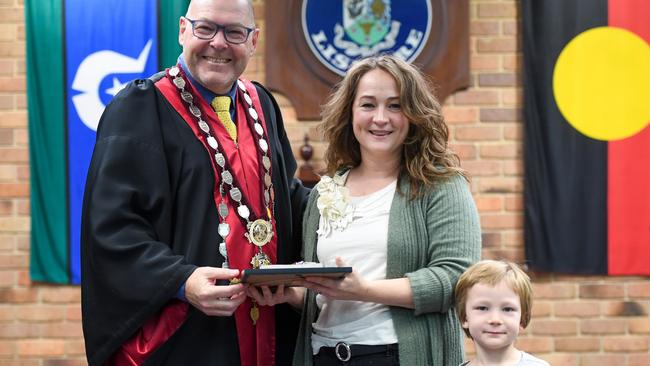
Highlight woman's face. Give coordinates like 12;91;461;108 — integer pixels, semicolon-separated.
351;68;410;163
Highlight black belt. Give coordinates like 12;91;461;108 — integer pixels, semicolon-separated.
317;342;398;362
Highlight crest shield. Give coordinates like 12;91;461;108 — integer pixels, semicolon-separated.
343;0;391;46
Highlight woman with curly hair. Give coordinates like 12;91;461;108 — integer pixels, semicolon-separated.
249;55;481;365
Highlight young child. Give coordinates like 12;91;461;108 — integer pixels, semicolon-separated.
455;260;550;366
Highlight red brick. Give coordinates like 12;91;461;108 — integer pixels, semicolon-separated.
0;41;24;57
515;336;553;353
17;339;65;357
17;305;66;321
478;3;518;18
0;270;14;286
554;301;601;318
503;20;519;36
579;283;625;299
480;144;521;159
14;128;26;146
480;213;522;229
529;319;578;336
443;106;478;124
481;232;501;248
449;143;477;160
455;126;501;141
0;360;40;366
470;21;500;36
503;230;523;246
504;195;522;211
580;354;626;365
454;90;499;105
0;148;28;163
16;165;28;180
554;337;601;352
478;177;523;193
0;339;14;356
480;108;520;122
603;336;648;352
43;360;87;366
462;160;501;177
0;129;13;145
629;353;650;366
0;254;27;268
0;323;40;338
40;322;83;338
474;196;503;211
16;199;28;215
0;200;13;215
478;73;517;87
581;319;626;335
628;281;650;299
0;9;24;23
0;111;27;127
531;301;552;317
502;89;522;105
0;183;27;197
66;305;82;321
605;301;647;317
64;340;86;356
503;54;521;70
477;38;518;53
504;125;522;140
628;318;650;334
0;77;25;92
533;283;576;299
503;160;523;176
470;55;500;71
0;305;14;321
41;287;81;303
0;288;38;303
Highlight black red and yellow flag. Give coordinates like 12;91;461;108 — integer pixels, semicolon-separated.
523;0;650;275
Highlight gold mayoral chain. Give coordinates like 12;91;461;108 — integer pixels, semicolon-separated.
167;66;275;274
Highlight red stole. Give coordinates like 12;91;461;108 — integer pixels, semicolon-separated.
155;73;278;366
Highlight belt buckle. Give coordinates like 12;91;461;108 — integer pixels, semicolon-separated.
334;342;351;362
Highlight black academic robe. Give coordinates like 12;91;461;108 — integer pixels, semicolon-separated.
81;73;309;366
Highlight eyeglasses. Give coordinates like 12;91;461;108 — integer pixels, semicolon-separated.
184;18;254;44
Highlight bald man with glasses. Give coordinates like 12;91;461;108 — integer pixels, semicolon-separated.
80;1;309;365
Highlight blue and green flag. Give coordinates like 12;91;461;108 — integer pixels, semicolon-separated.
26;0;189;284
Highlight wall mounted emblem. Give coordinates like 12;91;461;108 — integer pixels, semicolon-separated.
266;0;469;120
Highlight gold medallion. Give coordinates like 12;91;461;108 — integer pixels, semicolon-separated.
246;219;273;247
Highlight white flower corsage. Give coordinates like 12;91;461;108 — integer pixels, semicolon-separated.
316;172;354;237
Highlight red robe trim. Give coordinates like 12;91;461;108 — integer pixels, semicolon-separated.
155;72;278;366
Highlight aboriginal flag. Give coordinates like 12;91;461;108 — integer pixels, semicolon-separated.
26;0;189;284
523;0;650;275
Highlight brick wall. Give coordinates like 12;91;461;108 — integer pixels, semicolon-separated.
0;0;648;364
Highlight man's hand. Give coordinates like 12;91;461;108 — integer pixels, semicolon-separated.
184;267;246;316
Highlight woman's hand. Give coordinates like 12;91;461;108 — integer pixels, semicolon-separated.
302;257;415;308
247;284;306;309
302;257;370;301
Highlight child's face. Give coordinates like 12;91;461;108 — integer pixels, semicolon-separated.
462;280;523;352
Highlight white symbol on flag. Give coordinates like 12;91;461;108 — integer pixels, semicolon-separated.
71;40;152;131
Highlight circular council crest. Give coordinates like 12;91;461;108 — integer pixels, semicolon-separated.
302;0;432;75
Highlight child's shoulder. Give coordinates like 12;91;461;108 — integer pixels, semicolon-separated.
518;351;550;366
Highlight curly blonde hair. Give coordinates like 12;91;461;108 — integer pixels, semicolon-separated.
320;55;466;198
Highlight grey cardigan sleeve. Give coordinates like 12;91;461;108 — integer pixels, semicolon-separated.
404;175;482;315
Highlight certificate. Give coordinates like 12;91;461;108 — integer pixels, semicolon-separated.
241;264;352;287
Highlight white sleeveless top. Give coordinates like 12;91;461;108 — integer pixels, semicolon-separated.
311;180;398;354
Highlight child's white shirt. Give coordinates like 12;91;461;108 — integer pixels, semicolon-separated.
459;351;550;366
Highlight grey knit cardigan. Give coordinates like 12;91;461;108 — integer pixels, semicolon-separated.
293;173;482;366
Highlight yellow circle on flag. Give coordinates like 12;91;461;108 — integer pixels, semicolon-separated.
553;26;650;141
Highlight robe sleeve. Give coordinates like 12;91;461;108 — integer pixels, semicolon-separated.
81;78;195;365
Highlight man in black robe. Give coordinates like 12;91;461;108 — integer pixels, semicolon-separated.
80;0;309;365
